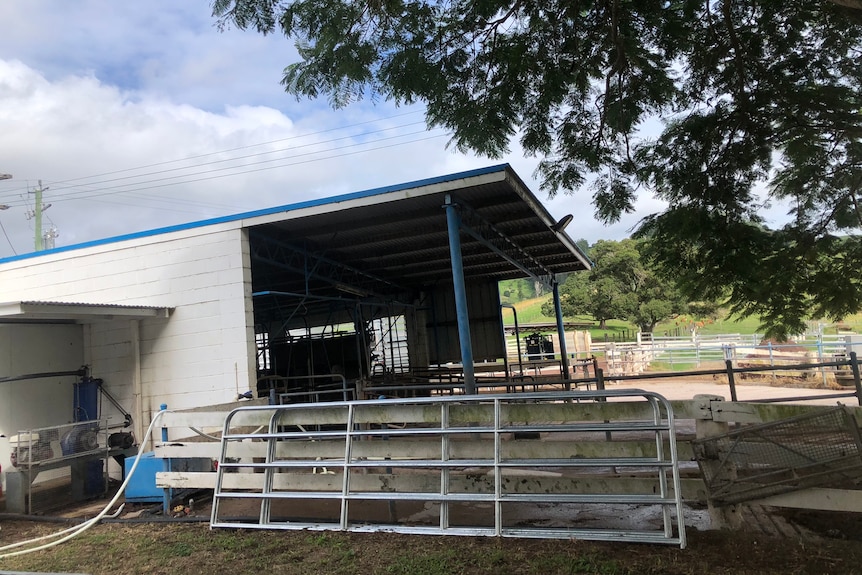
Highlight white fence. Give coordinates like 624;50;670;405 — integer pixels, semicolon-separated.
591;333;862;377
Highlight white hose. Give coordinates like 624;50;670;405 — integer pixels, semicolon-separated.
0;408;170;559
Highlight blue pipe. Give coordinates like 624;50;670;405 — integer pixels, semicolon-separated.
444;196;476;394
553;281;570;380
161;403;170;514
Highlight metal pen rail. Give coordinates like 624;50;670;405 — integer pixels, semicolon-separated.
210;390;686;547
693;406;862;504
258;373;355;403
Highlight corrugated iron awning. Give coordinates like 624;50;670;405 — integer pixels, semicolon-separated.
0;301;173;323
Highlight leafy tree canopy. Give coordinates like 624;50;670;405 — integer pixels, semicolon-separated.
213;0;862;339
543;238;696;333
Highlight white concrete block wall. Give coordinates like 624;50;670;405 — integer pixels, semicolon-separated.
83;322;135;426
0;225;257;435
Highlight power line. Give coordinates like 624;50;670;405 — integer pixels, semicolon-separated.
52;130;449;205
46;109;425;186
45;122;425;199
0;110;428;205
0;218;16;255
0;109;450;251
0;125;448;210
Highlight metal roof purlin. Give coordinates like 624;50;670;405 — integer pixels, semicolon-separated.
449;194;556;288
249;231;407;296
501;168;592;270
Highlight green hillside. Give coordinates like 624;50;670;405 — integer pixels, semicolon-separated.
502;295;862;339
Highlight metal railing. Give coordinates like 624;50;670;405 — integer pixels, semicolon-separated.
257;373;356;404
591;352;862;405
210;390;686;547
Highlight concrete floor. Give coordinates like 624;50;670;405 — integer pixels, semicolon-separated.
605;377;857;405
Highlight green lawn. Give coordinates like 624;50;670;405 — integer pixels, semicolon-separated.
502;295;862;339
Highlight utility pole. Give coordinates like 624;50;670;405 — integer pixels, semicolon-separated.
34;181;44;251
28;180;51;251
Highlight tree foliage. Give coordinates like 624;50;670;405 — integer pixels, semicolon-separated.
542;239;691;333
499;278;537;303
213;0;862;339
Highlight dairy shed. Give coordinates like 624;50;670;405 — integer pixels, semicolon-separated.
0;164;589;504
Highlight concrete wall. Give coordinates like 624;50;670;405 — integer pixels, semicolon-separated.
0;225;257;442
0;323;83;491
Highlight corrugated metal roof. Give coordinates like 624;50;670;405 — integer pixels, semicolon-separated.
0;165;589;329
17;300;165;310
0;301;172;322
247;165;590;327
0;164;518;265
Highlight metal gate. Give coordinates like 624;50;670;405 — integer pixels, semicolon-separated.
210;390;686;547
693;406;862;504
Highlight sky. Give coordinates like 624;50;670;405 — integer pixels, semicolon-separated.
0;2;669;259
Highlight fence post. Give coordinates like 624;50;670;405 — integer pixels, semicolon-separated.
725;360;738;402
694;394;743;530
768;341;775;384
850;352;862;406
595;368;612;443
817;333;827;387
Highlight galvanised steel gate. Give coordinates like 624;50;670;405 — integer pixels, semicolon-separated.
210;389;686;547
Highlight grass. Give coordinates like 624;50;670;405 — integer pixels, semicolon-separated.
503;296;862;340
502;296;552;324
646;360;701;373
503;297;637;342
2;520;860;575
385;549;461;574
0;523;637;575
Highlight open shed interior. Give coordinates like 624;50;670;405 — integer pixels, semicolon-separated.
247;165;590;400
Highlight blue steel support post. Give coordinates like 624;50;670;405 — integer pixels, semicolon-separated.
160;403;170;514
553;281;570;382
444;195;476;394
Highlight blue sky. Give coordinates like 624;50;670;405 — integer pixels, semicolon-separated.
0;1;664;258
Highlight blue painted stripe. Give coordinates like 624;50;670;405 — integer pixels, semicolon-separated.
0;164;509;265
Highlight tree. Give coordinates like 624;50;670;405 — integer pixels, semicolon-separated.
499;278;537;303
544;239;689;333
542;269;630;329
213;0;862;339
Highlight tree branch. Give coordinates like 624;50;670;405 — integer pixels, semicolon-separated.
829;0;862;10
721;0;748;103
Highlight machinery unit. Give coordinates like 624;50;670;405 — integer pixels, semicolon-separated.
3;369;137;514
524;333;554;360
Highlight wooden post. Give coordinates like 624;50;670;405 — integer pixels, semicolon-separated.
724;359;738;402
694;394;743;530
850;351;862;406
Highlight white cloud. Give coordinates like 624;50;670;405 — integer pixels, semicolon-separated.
0;2;644;259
